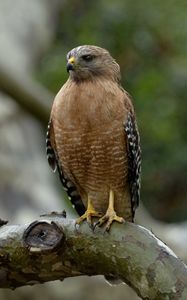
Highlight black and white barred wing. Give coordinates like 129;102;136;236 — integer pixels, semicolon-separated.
124;112;141;217
46;120;57;172
46;120;85;216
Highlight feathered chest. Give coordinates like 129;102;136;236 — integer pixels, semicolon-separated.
51;79;126;131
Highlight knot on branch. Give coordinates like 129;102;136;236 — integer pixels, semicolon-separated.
23;221;65;253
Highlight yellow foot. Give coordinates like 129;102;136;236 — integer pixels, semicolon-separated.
95;190;124;231
75;209;102;228
75;196;102;228
95;208;124;231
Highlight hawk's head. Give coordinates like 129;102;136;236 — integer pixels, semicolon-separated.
66;45;121;82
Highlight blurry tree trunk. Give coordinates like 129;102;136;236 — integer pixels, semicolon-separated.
0;62;51;124
0;217;187;300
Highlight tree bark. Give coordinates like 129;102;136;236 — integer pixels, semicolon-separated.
0;216;187;299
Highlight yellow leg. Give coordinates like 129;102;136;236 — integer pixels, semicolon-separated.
75;197;102;227
96;190;124;231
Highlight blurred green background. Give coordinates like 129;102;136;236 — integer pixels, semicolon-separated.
0;1;187;299
37;0;187;222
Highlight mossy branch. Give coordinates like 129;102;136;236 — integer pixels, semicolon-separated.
0;216;187;300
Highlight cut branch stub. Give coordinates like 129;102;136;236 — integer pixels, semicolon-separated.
1;217;187;298
23;221;65;252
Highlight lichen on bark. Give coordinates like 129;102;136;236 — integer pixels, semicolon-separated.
0;217;187;299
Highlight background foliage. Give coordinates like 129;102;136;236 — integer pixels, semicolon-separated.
37;0;187;222
0;1;187;299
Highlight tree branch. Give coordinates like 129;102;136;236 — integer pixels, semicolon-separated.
0;62;52;124
0;216;187;299
137;205;187;263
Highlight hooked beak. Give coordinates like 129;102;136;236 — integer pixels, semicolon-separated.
67;56;75;72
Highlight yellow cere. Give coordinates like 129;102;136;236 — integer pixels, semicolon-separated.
68;56;75;64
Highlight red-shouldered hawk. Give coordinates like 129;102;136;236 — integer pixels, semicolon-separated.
46;45;141;231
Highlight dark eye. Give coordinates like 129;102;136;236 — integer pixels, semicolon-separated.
81;54;95;61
